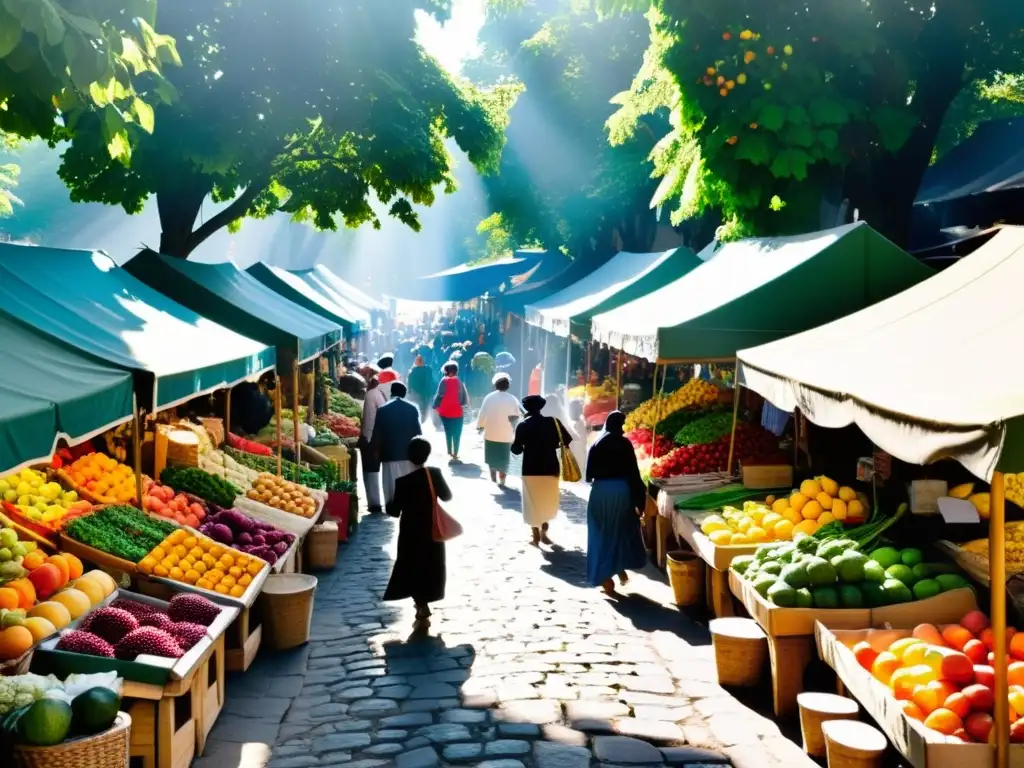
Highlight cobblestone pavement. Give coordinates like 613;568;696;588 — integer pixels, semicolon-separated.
195;430;815;768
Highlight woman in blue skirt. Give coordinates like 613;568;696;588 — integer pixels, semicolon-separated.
586;411;648;595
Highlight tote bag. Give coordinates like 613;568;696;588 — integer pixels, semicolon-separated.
427;469;463;542
554;420;582;483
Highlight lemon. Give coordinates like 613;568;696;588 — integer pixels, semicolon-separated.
794;519;818;537
700;515;728;535
709;529;733;546
831;499;847;520
736;517;752;533
762;512;782;530
817;512;835;527
818;476;839;496
730;533;750;545
747;527;768;543
773;519;795;540
800;479;823;498
771;498;790;514
838;486;857;502
816;492;833;511
789;492;809;514
802;500;823;520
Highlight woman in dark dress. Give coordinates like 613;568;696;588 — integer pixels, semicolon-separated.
511;395;572;548
586;411;648;595
383;436;452;627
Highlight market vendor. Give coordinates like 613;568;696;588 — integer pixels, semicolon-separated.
377;354;400;399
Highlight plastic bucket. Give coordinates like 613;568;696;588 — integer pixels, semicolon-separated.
666;549;704;606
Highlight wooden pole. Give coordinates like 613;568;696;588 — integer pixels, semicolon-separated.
992;470;1009;768
308;368;316;422
292;360;301;482
651;363;662;454
615;349;623;411
793;409;800;469
519;318;526;396
565;336;572;390
585;343;591;388
132;394;143;506
224;387;232;436
725;365;742;475
275;375;283;478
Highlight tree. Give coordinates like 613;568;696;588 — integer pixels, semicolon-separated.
600;0;1024;246
935;74;1024;160
467;0;668;262
56;1;518;259
0;0;177;213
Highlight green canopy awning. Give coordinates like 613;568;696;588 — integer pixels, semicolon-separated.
0;244;276;411
124;252;342;365
247;263;359;331
305;265;386;313
524;247;702;339
590;222;933;361
0;313;133;474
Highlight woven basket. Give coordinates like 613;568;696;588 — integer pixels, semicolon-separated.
305;522;339;570
709;617;767;687
13;712;131;768
797;692;859;758
821;720;887;768
199;418;225;448
258;574;318;650
165;428;200;468
0;649;33;677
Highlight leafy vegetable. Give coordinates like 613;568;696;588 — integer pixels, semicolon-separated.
674;412;740;446
160;467;241;508
65;505;177;563
222;447;324;489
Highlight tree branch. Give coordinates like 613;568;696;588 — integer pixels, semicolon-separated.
185;179;270;256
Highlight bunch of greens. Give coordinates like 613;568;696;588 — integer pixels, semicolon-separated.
161;467;241;508
65;505;177;563
811;503;910;551
328;389;363;422
674;412;739;446
675;484;782;512
655;405;722;440
223;447;324;489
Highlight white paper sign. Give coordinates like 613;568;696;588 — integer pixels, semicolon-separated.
937;497;981;524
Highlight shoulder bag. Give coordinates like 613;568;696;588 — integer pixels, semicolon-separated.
554;419;582;483
427;469;463;542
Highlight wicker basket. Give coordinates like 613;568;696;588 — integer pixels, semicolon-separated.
797;692;859;757
821;720;887;768
199;417;225;448
0;649;33;677
665;550;703;607
258;574;318;650
165;428;200;468
13;712;131;768
305;522;339;570
709;617;767;687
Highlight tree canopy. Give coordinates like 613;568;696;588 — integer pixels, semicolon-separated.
468;0;669;262
55;1;517;258
599;0;1024;246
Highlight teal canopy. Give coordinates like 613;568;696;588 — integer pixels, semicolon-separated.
125;251;342;365
247;263;361;331
0;244;275;411
304;266;386;313
0;313;133;474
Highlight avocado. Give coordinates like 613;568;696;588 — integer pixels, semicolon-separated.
812;586;840;609
794;588;814;608
71;687;121;735
836;552;869;583
839;584;865;608
880;578;913;604
912;578;942;601
805;556;838;586
911;563;931;582
901;548;924;567
885;564;917;586
767;581;797;607
870;546;902;569
936;573;971;592
816;540;850;561
731;556;754;575
752;574;777;597
796;535;819;555
780;561;810;590
760;561;783;577
863;560;886;583
861;582;886;606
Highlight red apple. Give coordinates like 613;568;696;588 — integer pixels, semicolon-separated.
965;712;994;742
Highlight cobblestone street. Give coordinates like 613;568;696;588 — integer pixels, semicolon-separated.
195;430;814;768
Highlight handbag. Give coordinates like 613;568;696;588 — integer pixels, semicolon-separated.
554;419;582;483
426;469;463;542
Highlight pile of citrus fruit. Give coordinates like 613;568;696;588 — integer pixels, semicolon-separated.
137;528;265;599
62;453;137;505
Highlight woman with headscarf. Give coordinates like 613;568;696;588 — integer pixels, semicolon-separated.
384;436;452;628
360;376;387;513
476;373;520;486
585;411;648;594
407;355;433;423
433;361;470;461
511;395;572;547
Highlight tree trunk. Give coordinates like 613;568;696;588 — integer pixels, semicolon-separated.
156;177;208;259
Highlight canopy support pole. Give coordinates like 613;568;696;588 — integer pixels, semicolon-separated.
225;387;232;437
543;332;549;394
309;370;316;422
565;336;572;390
651;363;666;456
992;470;1009;768
615;349;623;411
292;360;302;482
132;394;143;507
585;344;591;388
275;375;283;478
519;318;526;396
725;365;741;475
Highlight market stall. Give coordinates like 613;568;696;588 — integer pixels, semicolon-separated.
589;222;933;592
247;262;363;334
735;225;1024;766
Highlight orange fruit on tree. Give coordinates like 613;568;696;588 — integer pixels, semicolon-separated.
0;626;33;661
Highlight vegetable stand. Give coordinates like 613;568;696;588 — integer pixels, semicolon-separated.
675;513;756;617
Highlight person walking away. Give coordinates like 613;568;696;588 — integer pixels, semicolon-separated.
433;361;470;462
407;356;433;423
476;373;520;486
585;411;648;595
371;383;423;513
360;376;387;513
377;355;399;399
568;398;588;474
511;395;572;547
384;436;452;628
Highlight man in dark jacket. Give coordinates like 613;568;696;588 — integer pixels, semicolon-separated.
371;382;423;512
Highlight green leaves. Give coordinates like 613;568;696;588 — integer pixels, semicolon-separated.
871;105;917;152
770;148;812;181
809;98;849;126
0;18;21;58
757;104;786;132
734;133;772;165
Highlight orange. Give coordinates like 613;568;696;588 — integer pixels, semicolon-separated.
944;692;971;719
46;555;71;585
902;700;925;721
941;625;974;651
184;570;200;584
853;641;878;671
0;588;19;611
892;665;932;700
22;551;45;571
6;579;36;610
0;626;33;661
247;561;262;576
61;553;84;580
214;584;229;594
871;651;901;686
196;579;213;591
911;684;942;715
153;565;169;577
923;708;962;736
22;617;56;643
1009;662;1024;687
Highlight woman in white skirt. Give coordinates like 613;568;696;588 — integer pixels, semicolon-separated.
510;395;573;547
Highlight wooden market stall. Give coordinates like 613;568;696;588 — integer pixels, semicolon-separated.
589;222;934;595
734;225;1024;767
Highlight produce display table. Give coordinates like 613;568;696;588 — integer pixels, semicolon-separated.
728;569;977;717
816;620;996;768
197;635;227;754
676;514;757;617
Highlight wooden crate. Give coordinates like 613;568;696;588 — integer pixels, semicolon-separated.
225;604;262;673
674;513;757;618
197;636;227;754
123;664;202;768
741;464;793;489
